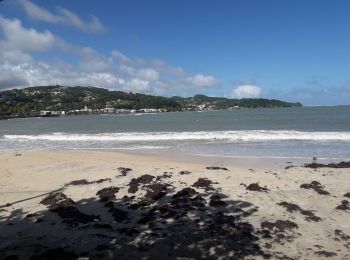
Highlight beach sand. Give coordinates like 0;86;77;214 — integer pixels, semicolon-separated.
0;150;349;259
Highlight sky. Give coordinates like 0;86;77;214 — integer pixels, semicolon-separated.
0;0;350;105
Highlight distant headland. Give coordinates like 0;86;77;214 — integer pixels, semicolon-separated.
0;86;302;119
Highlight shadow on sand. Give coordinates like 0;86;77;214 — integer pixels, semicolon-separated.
0;175;269;259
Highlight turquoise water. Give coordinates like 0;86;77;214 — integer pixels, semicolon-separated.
1;106;350;159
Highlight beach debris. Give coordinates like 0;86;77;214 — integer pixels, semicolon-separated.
344;192;350;198
67;178;111;186
260;220;299;244
277;201;322;222
118;167;132;176
156;172;172;181
40;192;98;225
173;187;198;198
89;178;112;184
261;220;298;232
304;161;350;169
314;251;337;257
171;187;206;210
300;181;330;195
40;192;75;209
1;182;267;259
179;170;191;175
192;178;214;190
141;183;169;205
335;200;350;211
96;187;120;202
66;179;90;185
334;229;350;241
246;183;269;192
206;166;228;171
128;174;155;193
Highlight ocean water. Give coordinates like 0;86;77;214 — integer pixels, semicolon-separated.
1;106;350;160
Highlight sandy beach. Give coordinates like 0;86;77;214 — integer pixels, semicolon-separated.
0;150;349;259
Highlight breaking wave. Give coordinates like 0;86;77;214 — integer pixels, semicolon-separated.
3;130;350;142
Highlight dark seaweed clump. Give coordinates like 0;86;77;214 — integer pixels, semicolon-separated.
335;200;350;211
246;183;269;192
118;167;132;176
304;161;350;169
300;181;330;195
192;178;214;190
206;166;228;171
277;201;322;222
128;174;155;193
40;192;99;225
96;187;120;202
260;220;299;244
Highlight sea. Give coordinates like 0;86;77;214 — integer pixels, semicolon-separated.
1;106;350;161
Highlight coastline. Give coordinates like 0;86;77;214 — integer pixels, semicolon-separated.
1;149;349;258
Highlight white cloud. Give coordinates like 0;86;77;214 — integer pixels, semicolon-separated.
188;74;220;87
0;16;55;52
0;14;221;96
20;0;106;33
0;48;33;63
137;68;160;81
231;85;261;98
126;79;150;92
0;61;126;89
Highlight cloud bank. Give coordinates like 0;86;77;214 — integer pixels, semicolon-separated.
0;12;220;97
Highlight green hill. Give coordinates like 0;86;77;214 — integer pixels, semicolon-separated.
0;86;302;119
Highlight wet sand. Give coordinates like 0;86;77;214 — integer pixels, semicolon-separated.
0;150;349;259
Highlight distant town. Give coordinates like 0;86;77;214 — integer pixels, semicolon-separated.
0;86;302;120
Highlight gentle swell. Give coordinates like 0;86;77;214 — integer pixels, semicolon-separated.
3;130;350;142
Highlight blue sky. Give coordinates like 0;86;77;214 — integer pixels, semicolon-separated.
1;0;350;105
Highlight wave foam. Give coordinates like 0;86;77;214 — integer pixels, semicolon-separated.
3;130;350;142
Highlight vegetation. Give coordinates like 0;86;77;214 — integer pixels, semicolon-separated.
173;94;302;110
0;85;301;119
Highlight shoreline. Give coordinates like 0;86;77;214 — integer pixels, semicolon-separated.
0;149;349;259
0;148;348;168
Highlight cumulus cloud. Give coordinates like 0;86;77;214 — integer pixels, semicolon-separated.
188;74;220;87
231;85;261;98
0;16;56;52
20;0;106;33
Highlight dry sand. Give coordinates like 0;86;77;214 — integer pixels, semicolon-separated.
0;150;349;259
